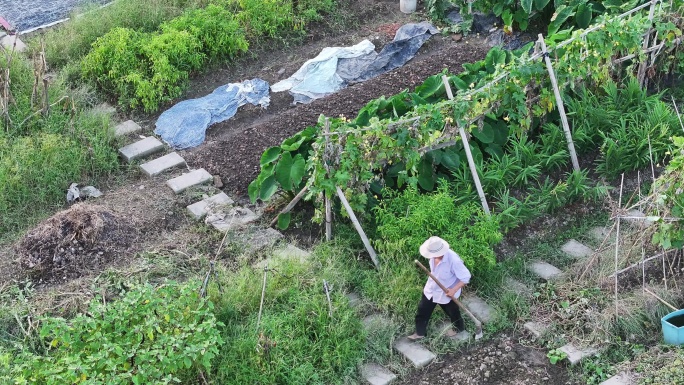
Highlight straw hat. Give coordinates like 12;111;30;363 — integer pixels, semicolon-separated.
419;236;450;258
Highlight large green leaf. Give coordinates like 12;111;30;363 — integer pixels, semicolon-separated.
575;3;592;29
534;0;551;11
415;75;445;99
484;48;506;74
260;147;281;165
281;136;306;151
248;180;259;203
471;123;495;144
522;0;533;15
277;212;291;230
275;152;306;191
259;175;278;200
449;75;468;91
440;148;461;171
417;158;435;191
548;5;575;36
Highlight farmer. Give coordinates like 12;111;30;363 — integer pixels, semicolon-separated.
408;236;471;340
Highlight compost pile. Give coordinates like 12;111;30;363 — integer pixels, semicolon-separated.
17;204;138;282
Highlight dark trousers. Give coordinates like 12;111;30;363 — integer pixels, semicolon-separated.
415;293;464;336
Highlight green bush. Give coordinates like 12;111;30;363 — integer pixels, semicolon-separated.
42;0;205;68
11;281;222;384
373;183;502;276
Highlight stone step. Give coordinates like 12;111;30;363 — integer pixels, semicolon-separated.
461;295;497;323
523;321;549;339
360;363;396;385
140;152;186;177
559;343;599;365
394;338;436;368
600;372;634;385
561;239;594;259
187;192;234;220
529;261;563;281
437;320;470;342
505;277;532;296
114;120;142;137
166;168;213;194
238;227;284;253
362;314;387;331
1;34;27;52
589;226;611;243
207;206;258;232
119;137;164;163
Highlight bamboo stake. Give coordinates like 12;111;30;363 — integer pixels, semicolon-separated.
672;96;684;133
538;34;580;172
323;119;332;241
335;186;379;268
615;173;624;318
639;171;646;293
608;250;672;278
637;0;658;87
644;287;678;311
269;184;310;227
323;280;333;317
441;76;491;215
256;265;268;334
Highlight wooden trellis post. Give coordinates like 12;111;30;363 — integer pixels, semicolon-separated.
538;34;581;172
323;119;332;241
441;76;491;216
637;0;658;87
336;186;379;268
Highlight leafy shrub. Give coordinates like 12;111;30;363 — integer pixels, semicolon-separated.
373;183;502;276
651;136;684;249
11;282;222;384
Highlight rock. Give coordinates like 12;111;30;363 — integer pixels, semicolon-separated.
446;10;463;25
472;13;498;34
451;33;463;42
213;175;224;188
485;30;504;47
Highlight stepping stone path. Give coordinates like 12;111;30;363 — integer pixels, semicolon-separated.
559;343;599;365
561;239;594;259
140;152;186;177
394;338;436;368
528;261;563;281
623;209;656;227
600;372;634;385
1;34;27;52
461;295;497;323
437;320;470;342
166;168;213;194
505;277;532;296
589;226;612;243
119;137;164;162
206;206;258;232
187;192;234;220
360;363;396;385
114;120;142;137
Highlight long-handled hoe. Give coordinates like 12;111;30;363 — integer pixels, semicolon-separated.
414;260;484;340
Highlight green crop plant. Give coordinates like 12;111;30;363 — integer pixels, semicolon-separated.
650;136;684;249
6;281;222;384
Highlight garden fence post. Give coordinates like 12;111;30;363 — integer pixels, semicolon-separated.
615;174;624;319
637;0;658;87
537;34;581;172
335;186;379;268
441;75;491;216
323;119;332;241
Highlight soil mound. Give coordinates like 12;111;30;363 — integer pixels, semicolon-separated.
17;204;138;282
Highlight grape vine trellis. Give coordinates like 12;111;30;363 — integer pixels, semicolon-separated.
255;0;683;255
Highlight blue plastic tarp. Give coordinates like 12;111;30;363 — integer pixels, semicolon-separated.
154;78;270;149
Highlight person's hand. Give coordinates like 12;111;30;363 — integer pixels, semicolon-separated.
446;287;458;298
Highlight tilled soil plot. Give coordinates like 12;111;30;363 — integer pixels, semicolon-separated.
397;334;579;385
181;26;490;201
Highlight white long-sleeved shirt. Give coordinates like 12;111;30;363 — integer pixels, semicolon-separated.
423;250;471;304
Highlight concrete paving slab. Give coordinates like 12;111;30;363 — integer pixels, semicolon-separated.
254;243;310;268
437;321;470;342
529;261;563;281
140;152;185;177
346;292;361;308
114;120;142;137
600;372;634;385
167;168;212;194
505;277;532;296
461;295;497;323
589;226;612;243
1;35;27;52
360;363;396;385
119;137;164;163
239;227;283;253
186;192;233;220
524;321;549;339
362;314;387;330
562;239;594;259
206;206;257;232
559;343;599;365
394;338;436;368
